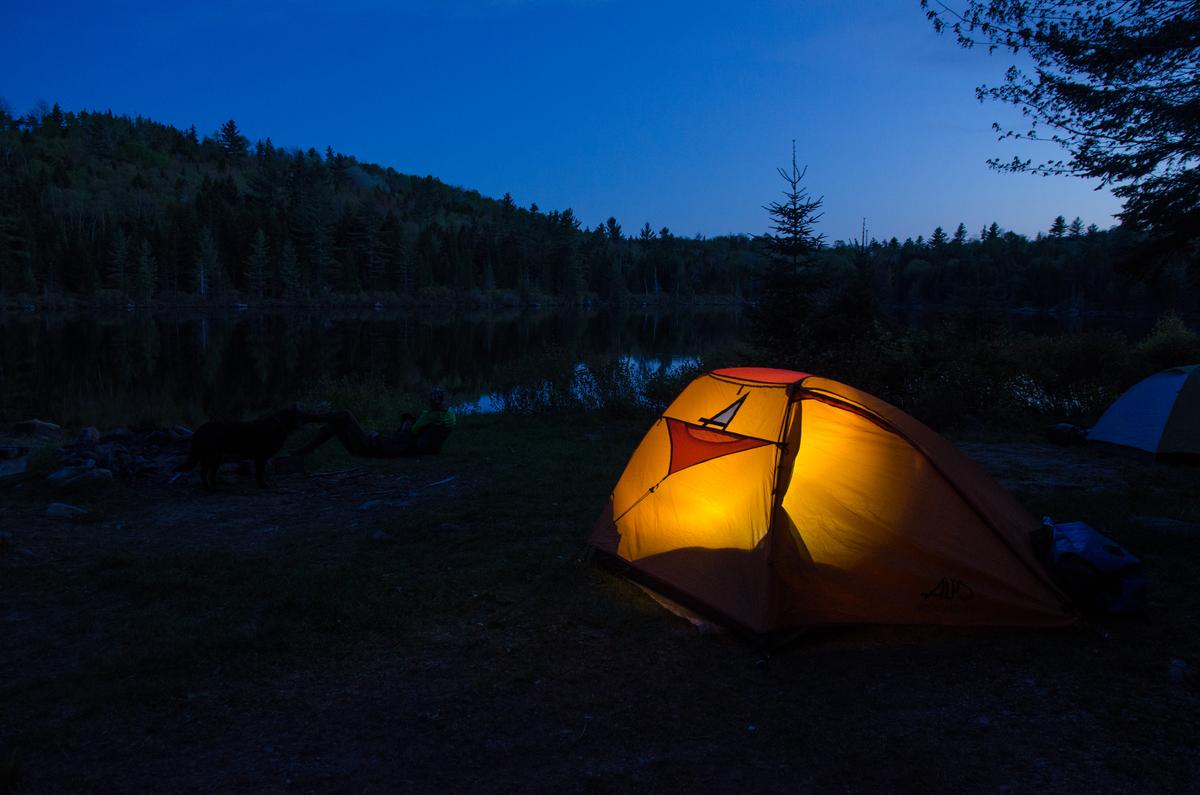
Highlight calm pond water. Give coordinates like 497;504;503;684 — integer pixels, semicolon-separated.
0;308;746;429
1;305;1183;431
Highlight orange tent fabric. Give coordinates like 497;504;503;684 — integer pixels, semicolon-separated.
590;368;1073;634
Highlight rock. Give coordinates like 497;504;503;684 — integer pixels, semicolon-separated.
1046;423;1087;446
77;427;101;445
271;455;305;475
47;502;88;518
0;445;29;460
170;424;193;441
147;430;173;445
1170;658;1190;684
358;498;410;511
105;427;134;441
11;419;62;437
59;452;98;470
1131;516;1200;535
75;468;113;487
47;462;95;485
0;457;27;479
0;532;29;560
370;530;395;542
92;442;120;469
54;468;113;491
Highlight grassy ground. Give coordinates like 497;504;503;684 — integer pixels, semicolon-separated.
1;415;1198;792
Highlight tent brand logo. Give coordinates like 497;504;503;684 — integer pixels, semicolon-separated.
921;578;974;601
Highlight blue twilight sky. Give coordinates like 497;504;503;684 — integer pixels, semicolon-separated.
1;0;1122;242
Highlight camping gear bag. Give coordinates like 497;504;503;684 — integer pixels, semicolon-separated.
1041;517;1146;614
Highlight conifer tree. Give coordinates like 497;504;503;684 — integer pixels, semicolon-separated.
379;210;406;293
482;251;496;292
605;217;622;242
953;223;968;245
761;141;824;274
133;240;157;302
107;227;130;295
0;210;17;295
930;226;948;248
1049;215;1068;238
924;1;1200;265
278;239;303;300
751;142;826;364
1069;217;1085;238
245;229;270;299
45;103;65;135
196;228;221;298
366;219;386;291
18;263;37;295
218;119;249;160
607;251;629;306
309;222;333;295
673;257;689;299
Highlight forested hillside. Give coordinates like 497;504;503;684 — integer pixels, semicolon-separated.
0;104;756;306
0;102;1193;312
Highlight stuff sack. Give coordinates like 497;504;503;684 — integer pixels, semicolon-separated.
1042;517;1147;615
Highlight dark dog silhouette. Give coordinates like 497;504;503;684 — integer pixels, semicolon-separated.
174;406;308;490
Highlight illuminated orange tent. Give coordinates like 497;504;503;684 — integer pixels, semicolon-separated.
590;367;1073;634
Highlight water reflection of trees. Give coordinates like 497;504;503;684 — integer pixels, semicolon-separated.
0;308;745;428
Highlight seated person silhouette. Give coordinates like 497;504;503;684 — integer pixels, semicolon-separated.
293;388;456;459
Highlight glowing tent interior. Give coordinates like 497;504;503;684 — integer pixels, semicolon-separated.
590;367;1074;635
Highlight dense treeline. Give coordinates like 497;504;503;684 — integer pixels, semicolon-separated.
824;221;1197;313
0;102;1194;312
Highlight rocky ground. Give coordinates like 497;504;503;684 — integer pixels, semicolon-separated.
1;416;1198;792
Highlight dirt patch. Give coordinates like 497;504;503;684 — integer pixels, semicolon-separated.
959;441;1142;494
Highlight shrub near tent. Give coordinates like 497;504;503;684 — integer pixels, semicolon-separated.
590;368;1073;636
1088;365;1200;459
